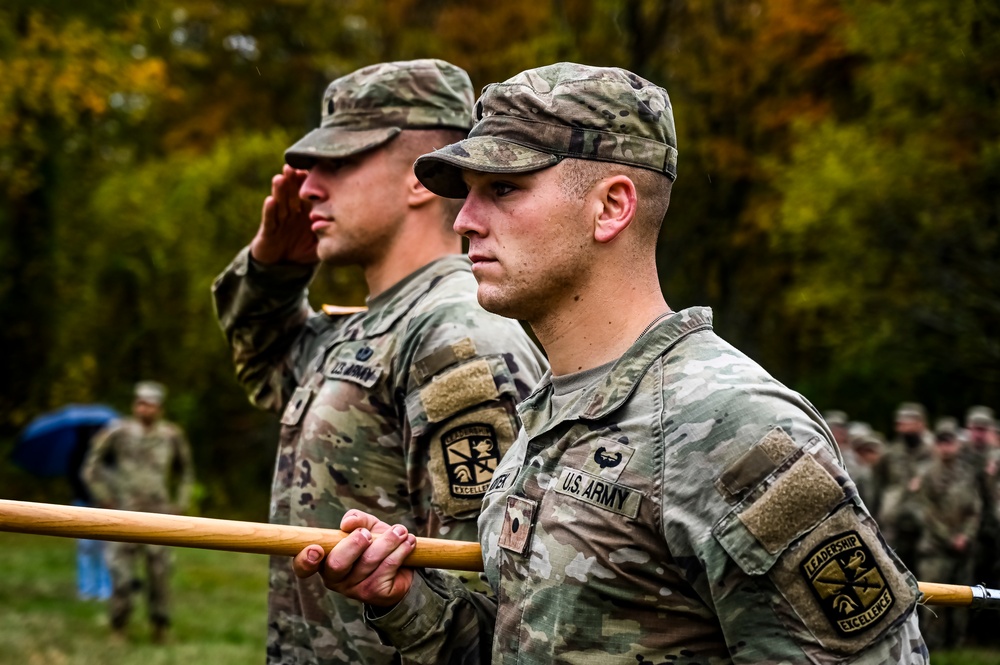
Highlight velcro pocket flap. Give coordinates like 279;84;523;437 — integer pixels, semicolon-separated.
714;445;846;575
405;355;517;436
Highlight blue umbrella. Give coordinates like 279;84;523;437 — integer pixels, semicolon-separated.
11;404;120;477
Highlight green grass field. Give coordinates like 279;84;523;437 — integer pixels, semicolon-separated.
0;532;267;664
1;531;999;664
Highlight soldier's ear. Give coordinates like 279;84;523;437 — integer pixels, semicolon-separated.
406;170;437;208
592;175;637;244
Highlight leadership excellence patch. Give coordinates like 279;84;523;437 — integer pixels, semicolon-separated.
801;531;895;637
441;423;502;499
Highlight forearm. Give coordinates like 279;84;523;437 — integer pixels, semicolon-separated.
367;569;497;665
212;246;316;411
960;498;983;542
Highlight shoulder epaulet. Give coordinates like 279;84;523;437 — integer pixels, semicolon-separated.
321;304;368;316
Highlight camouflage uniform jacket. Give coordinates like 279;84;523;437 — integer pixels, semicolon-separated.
212;248;547;665
872;437;933;532
917;459;982;555
959;445;1000;536
370;307;927;664
841;446;876;513
81;418;194;513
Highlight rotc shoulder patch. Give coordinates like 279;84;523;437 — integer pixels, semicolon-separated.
801;531;894;637
441;423;502;499
428;407;517;518
762;504;918;655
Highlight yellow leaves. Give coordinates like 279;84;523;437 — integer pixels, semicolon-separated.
0;10;169;129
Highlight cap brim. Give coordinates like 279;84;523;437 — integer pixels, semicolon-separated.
284;127;402;169
413;137;561;198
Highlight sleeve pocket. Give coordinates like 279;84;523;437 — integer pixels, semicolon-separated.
405;355;519;437
405;355;521;519
714;461;919;659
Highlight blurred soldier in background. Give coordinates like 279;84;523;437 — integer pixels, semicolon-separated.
825;411;874;508
873;402;933;572
213;59;546;665
963;406;1000;646
852;427;885;472
82;381;195;643
916;417;981;650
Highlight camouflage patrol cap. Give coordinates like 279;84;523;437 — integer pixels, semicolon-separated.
414;62;678;198
852;431;885;454
285;59;474;170
134;381;166;406
824;410;848;428
934;417;959;439
895;402;926;422
966;405;995;428
848;421;873;442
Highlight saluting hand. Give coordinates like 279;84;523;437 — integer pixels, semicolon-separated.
250;164;317;265
292;509;416;608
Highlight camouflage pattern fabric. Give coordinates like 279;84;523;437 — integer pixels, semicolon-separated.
212;248;547;665
370;308;927;664
106;542;172;628
872;437;934;572
285;59;474;169
82;418;194;628
841;445;876;513
915;458;981;650
964;447;1000;646
82;418;194;513
414;62;678;199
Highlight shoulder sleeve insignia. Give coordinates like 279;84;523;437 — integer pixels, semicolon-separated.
759;503;918;654
801;531;895;637
427;407;517;518
441;423;502;498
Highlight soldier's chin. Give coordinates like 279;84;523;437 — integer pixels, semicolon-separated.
316;242;354;267
476;286;529;320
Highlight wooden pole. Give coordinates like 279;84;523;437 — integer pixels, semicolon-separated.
1;499;998;608
0;499;482;572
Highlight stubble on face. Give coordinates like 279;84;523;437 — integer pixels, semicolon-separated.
470;165;593;323
309;148;408;268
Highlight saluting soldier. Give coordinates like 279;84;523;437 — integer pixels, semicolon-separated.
82;381;194;643
212;59;546;665
293;63;927;664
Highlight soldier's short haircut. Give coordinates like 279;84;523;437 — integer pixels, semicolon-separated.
559;159;672;237
392;129;469;227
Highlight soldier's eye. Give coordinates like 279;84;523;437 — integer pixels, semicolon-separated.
492;182;515;197
317;159;345;174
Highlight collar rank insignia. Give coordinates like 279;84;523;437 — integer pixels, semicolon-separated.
801;531;895;637
441;423;502;499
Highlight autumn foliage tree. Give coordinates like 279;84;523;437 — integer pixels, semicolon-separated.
1;0;997;513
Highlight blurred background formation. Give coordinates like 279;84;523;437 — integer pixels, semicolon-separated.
1;0;999;655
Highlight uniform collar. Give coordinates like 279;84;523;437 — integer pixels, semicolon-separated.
517;307;714;438
358;255;472;338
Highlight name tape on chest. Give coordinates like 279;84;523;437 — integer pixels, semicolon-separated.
554;468;642;519
487;471;514;494
324;357;383;388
